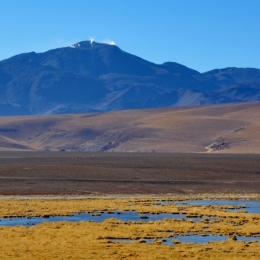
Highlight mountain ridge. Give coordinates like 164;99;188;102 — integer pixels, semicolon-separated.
0;40;260;116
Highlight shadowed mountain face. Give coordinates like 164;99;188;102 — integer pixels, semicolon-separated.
0;41;260;115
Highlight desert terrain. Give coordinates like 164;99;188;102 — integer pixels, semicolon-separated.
1;102;260;195
0;102;260;153
0;151;259;195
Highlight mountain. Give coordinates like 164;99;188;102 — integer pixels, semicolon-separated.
0;40;260;116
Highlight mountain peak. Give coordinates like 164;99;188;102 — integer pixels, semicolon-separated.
69;40;117;50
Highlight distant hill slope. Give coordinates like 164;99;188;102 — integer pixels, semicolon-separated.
0;102;259;153
0;41;260;116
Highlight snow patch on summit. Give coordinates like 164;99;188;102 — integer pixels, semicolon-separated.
102;39;116;45
69;43;81;48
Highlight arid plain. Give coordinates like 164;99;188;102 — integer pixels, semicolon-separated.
0;152;260;195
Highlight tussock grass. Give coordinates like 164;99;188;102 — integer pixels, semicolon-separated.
0;196;260;259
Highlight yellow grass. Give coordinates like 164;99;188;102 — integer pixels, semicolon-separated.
0;195;260;259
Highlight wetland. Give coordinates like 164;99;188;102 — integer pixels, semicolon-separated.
0;196;260;259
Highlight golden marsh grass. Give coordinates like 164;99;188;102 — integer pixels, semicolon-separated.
0;195;260;259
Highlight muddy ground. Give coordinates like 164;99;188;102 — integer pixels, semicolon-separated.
0;151;260;195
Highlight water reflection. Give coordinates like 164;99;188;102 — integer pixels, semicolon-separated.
0;210;206;227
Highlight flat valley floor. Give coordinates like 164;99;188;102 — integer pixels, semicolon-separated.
0;151;260;195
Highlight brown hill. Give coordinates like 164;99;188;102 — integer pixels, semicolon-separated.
0;102;259;153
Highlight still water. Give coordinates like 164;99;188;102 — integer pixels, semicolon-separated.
111;234;260;246
0;210;206;226
0;200;259;227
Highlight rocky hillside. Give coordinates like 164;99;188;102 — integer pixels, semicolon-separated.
0;41;260;115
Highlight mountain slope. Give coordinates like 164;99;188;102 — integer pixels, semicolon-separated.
204;67;260;86
0;41;260;115
0;102;259;153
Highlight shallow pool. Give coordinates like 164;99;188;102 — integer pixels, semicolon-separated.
111;234;260;246
0;210;206;227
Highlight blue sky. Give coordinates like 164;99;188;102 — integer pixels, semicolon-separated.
0;1;259;72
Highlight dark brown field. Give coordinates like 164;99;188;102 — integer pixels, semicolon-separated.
0;151;259;195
